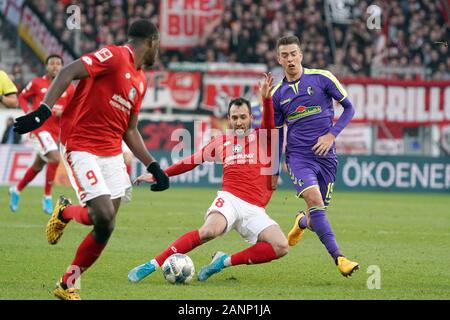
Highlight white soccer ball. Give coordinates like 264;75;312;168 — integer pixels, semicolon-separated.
162;253;195;284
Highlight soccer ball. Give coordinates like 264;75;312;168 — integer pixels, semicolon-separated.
162;253;195;284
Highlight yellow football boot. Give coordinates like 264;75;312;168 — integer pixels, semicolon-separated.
54;279;81;300
337;256;360;277
287;211;307;246
46;196;72;245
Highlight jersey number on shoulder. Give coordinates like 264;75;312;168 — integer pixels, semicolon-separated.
94;48;113;62
215;198;224;208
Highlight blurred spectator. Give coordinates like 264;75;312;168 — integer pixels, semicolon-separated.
1;117;22;144
11;63;25;92
36;0;449;79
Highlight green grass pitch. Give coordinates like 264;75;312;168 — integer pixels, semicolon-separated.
1;186;449;300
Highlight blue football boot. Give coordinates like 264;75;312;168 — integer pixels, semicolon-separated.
198;251;229;282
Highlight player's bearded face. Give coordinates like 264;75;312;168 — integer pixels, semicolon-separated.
277;44;303;78
46;58;63;79
228;105;253;136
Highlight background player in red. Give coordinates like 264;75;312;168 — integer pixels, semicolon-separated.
9;55;75;214
128;73;289;283
13;20;169;300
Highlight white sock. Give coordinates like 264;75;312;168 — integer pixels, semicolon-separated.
150;259;159;269
223;257;232;267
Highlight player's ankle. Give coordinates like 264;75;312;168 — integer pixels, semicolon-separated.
58;209;71;223
223;257;232;267
150;259;159;269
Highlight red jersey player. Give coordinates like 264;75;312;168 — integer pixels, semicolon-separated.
13;20;169;300
9;54;75;214
128;73;289;283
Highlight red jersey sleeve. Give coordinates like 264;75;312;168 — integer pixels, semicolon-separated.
18;80;36;113
164;136;223;177
80;46;121;78
260;97;275;129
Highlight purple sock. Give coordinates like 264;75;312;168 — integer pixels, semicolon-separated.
299;214;309;229
309;206;342;263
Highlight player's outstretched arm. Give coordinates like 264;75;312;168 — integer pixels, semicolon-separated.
134;136;219;185
134;153;201;186
44;60;89;107
260;72;275;130
13;60;88;134
124;113;169;192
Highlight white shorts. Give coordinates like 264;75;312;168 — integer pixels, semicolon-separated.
205;191;278;244
30;131;58;160
122;141;131;153
61;146;132;205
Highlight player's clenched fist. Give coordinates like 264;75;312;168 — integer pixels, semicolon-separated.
146;162;170;191
13;103;52;134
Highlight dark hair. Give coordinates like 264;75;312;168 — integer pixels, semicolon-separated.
128;19;159;41
228;97;252;115
45;54;63;65
276;35;302;51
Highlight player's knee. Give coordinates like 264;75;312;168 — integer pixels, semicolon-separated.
32;163;44;172
47;154;61;164
198;226;219;242
302;190;324;208
93;222;115;243
273;240;289;258
92;207;116;229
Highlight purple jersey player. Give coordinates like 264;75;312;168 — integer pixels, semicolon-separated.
270;35;359;277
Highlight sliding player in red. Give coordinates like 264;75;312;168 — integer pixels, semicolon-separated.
128;73;289;283
9;54;75;214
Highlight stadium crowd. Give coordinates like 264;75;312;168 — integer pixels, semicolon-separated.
25;0;450;80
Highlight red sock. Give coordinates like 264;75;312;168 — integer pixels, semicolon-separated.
44;162;58;196
62;232;106;286
62;205;92;225
230;242;277;265
155;230;202;266
17;167;39;192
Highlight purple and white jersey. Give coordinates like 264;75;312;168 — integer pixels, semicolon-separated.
272;68;348;158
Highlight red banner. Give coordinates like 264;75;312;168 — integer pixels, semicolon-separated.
340;78;450;125
159;0;223;49
200;74;260;116
142;71;201;110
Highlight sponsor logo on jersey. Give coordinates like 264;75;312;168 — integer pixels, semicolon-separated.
82;56;92;65
224;152;255;164
128;87;137;101
224;141;231;147
41;88;47;93
109;94;132;114
232;144;242;153
94;48;113;62
287;105;321;121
